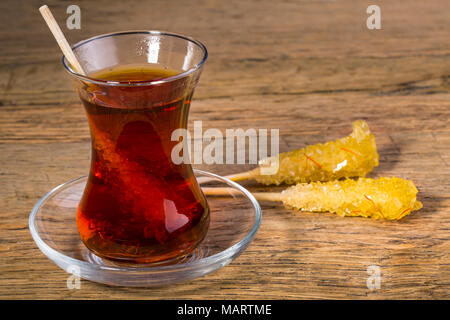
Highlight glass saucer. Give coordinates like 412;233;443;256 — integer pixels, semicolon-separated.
29;169;261;287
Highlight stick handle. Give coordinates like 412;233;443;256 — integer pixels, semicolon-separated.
201;187;282;202
225;169;257;181
196;169;257;185
251;192;283;202
39;5;85;75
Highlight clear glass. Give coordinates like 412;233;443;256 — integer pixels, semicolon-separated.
28;170;262;287
62;31;210;263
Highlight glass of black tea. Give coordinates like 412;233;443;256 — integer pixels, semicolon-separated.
62;31;209;263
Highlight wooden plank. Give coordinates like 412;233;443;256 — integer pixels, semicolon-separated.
0;0;449;299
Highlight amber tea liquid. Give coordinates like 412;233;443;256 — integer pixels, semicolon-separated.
76;65;209;263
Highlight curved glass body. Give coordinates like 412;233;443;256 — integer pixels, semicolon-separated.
63;31;209;263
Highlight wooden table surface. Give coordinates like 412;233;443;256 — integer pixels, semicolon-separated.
1;0;449;299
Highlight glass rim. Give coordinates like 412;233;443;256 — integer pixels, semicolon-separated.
62;30;208;87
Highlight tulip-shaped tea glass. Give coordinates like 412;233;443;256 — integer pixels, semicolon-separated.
63;31;209;263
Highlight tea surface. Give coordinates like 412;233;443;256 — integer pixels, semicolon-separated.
90;64;179;83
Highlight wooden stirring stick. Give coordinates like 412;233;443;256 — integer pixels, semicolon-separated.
201;176;423;220
39;5;86;75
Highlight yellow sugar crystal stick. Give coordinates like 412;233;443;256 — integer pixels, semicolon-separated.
203;177;422;220
226;120;379;185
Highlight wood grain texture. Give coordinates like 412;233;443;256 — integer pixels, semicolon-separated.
0;0;449;299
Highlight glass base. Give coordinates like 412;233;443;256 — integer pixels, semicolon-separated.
29;169;261;287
